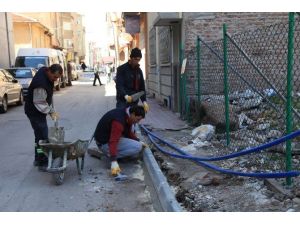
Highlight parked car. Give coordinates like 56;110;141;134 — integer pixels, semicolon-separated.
5;67;36;100
0;69;23;113
15;48;62;91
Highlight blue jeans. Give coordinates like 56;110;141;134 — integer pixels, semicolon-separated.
97;137;142;159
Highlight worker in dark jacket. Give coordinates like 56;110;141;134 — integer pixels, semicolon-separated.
93;105;147;177
25;64;62;169
115;47;149;113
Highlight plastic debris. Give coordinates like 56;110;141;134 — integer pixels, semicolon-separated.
114;173;128;181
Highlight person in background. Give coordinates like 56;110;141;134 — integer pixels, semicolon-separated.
81;61;87;71
93;105;147;177
25;64;62;170
106;64;111;82
115;47;149;113
67;61;73;86
93;62;103;86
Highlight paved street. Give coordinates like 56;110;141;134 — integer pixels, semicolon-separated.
0;73;154;212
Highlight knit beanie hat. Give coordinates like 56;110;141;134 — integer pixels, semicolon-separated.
130;48;142;58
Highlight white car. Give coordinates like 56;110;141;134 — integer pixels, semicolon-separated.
0;69;23;113
6;67;36;99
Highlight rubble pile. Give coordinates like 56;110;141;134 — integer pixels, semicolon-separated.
148;89;300;211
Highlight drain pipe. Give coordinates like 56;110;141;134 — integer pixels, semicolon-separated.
5;13;12;67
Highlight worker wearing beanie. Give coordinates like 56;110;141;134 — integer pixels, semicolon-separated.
115;47;149;113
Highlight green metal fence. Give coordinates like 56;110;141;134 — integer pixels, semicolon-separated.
180;13;300;184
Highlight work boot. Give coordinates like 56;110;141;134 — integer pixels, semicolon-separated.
35;145;48;170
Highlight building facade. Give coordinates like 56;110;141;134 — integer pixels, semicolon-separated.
146;12;289;112
0;13;15;67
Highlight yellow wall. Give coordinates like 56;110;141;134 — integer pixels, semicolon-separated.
13;22;51;56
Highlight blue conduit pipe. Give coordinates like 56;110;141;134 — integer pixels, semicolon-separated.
141;125;300;161
140;125;300;178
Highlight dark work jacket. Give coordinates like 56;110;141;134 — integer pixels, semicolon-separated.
116;62;146;102
94;108;132;144
25;67;54;118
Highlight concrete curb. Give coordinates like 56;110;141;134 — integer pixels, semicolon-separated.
143;148;182;211
137;126;182;212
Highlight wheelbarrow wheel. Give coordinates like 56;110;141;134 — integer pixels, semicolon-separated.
52;157;64;185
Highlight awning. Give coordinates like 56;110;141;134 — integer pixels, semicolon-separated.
102;56;115;64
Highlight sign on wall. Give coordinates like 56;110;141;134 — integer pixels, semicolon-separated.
125;15;140;34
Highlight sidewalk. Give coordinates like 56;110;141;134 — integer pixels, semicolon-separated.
141;97;187;130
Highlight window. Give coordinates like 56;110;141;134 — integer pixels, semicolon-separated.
2;70;14;82
63;22;72;30
64;39;73;48
15;56;48;68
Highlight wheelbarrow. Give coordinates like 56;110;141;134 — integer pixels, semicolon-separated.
38;120;89;185
39;139;89;185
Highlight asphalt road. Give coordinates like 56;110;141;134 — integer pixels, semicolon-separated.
0;73;154;212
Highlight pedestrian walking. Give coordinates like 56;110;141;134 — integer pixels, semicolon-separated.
93;105;147;177
93;62;103;86
115;47;149;113
24;64;62;169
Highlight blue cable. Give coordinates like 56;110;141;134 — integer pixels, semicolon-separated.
141;125;300;161
141;125;300;178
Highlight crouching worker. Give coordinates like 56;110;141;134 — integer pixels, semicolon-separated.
93;105;147;177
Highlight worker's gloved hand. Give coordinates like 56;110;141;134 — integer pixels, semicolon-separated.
50;112;60;121
124;95;133;103
140;141;149;149
143;101;149;113
111;161;121;176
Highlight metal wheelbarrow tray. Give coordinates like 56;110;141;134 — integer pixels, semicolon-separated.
39;139;89;185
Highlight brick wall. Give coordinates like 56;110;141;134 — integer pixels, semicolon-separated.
182;12;297;96
184;12;288;50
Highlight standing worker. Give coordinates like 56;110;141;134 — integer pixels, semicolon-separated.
93;105;147;177
25;64;62;169
115;47;149;113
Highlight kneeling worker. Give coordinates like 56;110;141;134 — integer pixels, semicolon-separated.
93;105;147;176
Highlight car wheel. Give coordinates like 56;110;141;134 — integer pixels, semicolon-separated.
17;92;24;106
0;96;8;113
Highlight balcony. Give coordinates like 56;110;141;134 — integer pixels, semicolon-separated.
153;12;182;26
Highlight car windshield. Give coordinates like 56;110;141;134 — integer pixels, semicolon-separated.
7;69;33;78
15;56;48;68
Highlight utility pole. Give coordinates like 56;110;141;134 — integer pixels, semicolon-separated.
5;12;12;66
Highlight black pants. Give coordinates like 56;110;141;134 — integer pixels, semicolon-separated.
93;73;102;86
27;115;48;162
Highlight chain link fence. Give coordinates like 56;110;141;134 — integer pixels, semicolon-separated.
182;13;300;171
